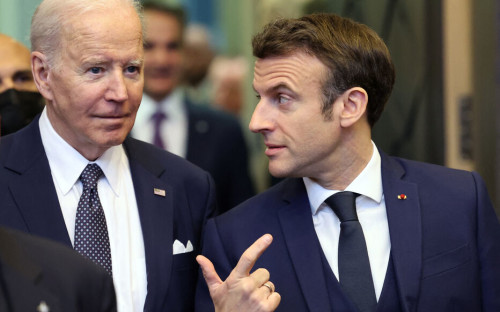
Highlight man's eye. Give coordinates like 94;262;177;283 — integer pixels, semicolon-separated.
278;95;289;104
126;66;139;74
90;67;102;74
14;74;33;83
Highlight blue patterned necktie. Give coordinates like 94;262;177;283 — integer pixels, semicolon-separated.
325;191;377;312
74;163;112;275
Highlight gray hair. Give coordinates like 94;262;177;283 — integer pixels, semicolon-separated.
30;0;144;67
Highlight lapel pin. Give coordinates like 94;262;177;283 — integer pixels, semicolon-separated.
154;188;166;197
37;301;50;312
397;194;407;200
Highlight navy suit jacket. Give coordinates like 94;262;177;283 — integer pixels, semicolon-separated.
0;227;116;312
185;102;255;214
0;118;217;311
196;152;500;311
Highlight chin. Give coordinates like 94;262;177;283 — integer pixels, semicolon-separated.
96;130;128;147
269;166;290;179
145;83;173;97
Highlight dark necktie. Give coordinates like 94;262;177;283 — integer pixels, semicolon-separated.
74;164;112;275
152;110;167;149
325;192;377;312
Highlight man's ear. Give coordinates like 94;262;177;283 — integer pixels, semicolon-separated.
31;51;54;100
339;87;368;128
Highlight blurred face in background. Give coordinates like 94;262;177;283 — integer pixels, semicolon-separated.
0;33;44;135
143;9;184;101
0;34;37;93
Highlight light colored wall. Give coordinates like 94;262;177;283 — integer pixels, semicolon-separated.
0;0;39;48
443;0;474;171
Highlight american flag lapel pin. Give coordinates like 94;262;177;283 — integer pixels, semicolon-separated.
154;188;166;197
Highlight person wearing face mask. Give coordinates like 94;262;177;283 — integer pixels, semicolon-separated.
0;33;45;136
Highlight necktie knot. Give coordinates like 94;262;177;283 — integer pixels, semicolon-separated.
80;164;104;190
325;191;359;222
151;110;167;125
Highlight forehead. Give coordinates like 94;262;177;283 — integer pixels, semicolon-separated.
0;38;31;74
144;10;182;41
253;52;326;91
61;6;143;55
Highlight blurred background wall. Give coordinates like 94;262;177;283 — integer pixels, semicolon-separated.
1;0;498;216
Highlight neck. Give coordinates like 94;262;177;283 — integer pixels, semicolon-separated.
312;127;373;190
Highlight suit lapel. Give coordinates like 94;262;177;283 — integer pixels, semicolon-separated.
380;152;422;312
124;139;174;311
3;119;72;247
278;179;332;312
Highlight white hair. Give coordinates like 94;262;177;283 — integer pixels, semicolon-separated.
30;0;143;67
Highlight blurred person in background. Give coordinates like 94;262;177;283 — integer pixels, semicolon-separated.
0;33;44;136
132;1;255;214
208;56;248;117
0;226;116;312
183;24;216;105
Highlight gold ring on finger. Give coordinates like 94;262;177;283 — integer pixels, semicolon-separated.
262;282;274;293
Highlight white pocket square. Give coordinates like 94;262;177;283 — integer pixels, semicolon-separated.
173;239;193;255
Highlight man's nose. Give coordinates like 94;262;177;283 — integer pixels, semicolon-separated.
105;71;128;102
0;78;15;94
249;100;273;133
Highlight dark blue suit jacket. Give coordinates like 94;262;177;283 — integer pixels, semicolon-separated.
0;118;216;311
196;152;500;311
185;102;255;214
0;227;116;312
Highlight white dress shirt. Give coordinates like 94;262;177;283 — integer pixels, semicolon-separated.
133;90;188;157
304;142;391;300
39;109;147;312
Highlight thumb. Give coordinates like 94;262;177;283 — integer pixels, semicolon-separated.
197;255;223;291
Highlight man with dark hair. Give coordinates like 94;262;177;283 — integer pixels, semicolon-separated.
132;1;255;214
196;13;500;311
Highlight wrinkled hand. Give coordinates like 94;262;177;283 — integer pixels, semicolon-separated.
197;234;281;312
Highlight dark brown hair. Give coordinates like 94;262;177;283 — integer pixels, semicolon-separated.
252;13;395;127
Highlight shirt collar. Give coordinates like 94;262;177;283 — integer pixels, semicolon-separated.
136;89;185;128
142;89;185;115
39;108;126;196
304;141;383;215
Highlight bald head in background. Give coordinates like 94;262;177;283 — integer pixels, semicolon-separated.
0;33;44;135
0;34;37;94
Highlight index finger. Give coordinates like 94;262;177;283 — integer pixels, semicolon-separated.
232;234;273;278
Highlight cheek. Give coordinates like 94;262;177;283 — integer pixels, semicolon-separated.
128;83;144;104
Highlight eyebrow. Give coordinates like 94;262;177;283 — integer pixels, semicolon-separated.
81;58;144;67
129;59;144;67
253;82;294;95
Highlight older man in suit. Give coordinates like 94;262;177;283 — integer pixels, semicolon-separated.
0;0;276;311
196;13;500;312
